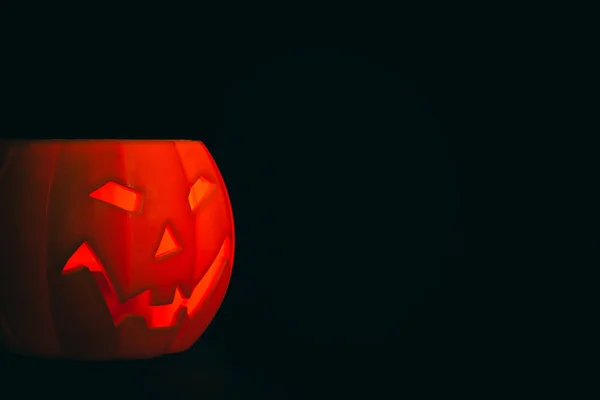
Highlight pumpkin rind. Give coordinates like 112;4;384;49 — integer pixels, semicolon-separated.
0;140;235;360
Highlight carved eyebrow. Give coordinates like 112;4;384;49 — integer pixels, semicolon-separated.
89;181;142;212
188;176;215;212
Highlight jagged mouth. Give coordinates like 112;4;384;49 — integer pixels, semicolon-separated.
62;237;231;328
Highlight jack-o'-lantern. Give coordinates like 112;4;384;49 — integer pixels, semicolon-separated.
0;140;235;360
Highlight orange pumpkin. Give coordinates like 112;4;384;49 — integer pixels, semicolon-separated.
0;140;235;359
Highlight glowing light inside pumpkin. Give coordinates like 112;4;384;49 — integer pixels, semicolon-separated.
188;176;215;212
62;242;109;276
154;225;181;259
89;181;142;212
61;237;232;328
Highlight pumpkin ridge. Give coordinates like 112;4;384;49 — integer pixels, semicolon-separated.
41;143;63;355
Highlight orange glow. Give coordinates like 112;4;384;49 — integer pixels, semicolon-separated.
154;225;181;259
62;242;112;278
89;181;142;212
188;176;215;212
61;237;231;329
0;140;235;360
187;236;230;316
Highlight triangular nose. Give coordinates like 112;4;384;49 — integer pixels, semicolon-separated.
155;225;181;259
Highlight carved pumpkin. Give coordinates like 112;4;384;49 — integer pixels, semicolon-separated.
0;140;235;359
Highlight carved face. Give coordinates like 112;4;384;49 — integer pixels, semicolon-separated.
0;140;235;359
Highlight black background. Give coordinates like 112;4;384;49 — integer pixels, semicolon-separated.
0;3;564;398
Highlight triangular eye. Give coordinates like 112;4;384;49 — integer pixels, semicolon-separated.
188;176;215;212
89;181;142;212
